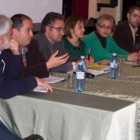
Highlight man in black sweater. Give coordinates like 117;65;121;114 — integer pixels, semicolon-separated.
0;14;52;140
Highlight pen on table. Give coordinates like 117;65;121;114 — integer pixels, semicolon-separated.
86;72;95;79
88;48;92;60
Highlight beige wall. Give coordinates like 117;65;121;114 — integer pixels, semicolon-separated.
99;7;118;22
88;0;99;18
88;0;123;23
98;0;110;4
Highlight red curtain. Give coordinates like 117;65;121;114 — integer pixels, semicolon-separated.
72;0;89;19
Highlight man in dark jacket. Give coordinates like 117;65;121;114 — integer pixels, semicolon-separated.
113;6;140;53
5;14;69;78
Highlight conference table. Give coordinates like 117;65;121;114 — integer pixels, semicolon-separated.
0;62;140;140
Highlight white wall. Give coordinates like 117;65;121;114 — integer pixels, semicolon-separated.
0;0;63;23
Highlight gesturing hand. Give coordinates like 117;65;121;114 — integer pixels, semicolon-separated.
46;50;70;70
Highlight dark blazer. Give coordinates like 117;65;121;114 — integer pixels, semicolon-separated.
4;39;49;78
113;20;140;53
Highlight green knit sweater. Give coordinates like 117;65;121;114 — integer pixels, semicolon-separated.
63;37;85;58
83;31;130;62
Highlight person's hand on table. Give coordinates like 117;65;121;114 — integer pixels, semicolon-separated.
138;50;140;55
35;77;53;92
46;50;69;70
128;52;138;62
137;52;140;61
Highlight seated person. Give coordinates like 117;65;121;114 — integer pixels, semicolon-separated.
4;14;69;78
64;15;94;67
0;14;52;140
113;6;140;53
34;12;80;72
83;14;138;62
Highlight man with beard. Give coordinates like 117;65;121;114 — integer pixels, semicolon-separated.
34;12;80;72
0;14;52;140
113;6;140;53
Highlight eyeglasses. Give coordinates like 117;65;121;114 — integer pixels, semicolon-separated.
49;26;65;32
99;25;113;30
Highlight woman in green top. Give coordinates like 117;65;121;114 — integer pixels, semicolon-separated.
83;14;138;62
64;16;94;67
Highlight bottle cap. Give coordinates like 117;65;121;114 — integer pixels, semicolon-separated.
79;62;82;66
112;53;117;56
80;56;85;59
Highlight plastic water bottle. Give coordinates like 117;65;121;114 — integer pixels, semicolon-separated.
80;56;87;71
75;62;86;92
109;53;118;79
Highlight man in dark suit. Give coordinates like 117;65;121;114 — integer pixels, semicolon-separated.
113;6;140;53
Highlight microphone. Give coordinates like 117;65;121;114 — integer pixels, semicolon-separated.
73;72;95;79
86;72;95;79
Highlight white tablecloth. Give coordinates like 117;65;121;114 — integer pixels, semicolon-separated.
50;63;140;140
0;89;136;140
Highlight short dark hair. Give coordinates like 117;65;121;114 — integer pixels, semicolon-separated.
128;6;140;14
41;12;64;33
11;14;32;30
65;16;85;38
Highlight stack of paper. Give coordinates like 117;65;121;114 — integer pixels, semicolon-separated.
33;86;48;93
42;76;65;83
87;65;110;76
87;69;106;76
